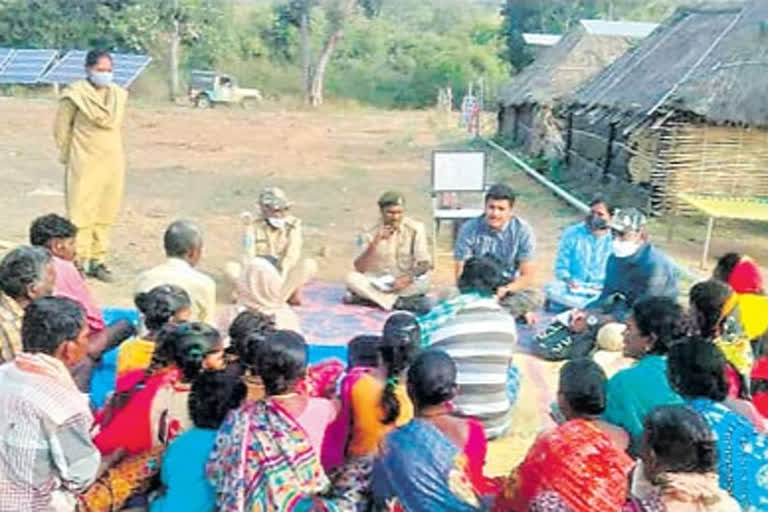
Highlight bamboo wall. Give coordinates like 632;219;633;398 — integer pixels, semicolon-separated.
566;113;768;215
655;122;768;214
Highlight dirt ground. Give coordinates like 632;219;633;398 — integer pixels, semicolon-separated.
2;96;768;475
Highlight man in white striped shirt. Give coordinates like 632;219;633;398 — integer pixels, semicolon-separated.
424;256;519;439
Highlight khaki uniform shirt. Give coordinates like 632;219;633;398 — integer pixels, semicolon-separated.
358;217;430;276
247;216;303;274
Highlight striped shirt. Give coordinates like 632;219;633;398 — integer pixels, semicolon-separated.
0;360;100;511
427;295;518;439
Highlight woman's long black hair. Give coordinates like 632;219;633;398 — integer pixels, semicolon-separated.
100;322;220;426
379;312;421;424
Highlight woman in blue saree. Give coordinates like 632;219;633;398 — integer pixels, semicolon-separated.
372;350;493;511
668;336;768;511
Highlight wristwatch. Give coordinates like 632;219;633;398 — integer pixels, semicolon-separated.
586;315;599;327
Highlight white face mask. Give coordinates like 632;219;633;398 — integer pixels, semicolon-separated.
267;217;286;229
89;71;113;88
612;239;641;258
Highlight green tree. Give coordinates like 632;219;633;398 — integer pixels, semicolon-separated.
272;0;383;106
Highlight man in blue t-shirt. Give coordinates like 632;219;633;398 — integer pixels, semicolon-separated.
454;183;544;323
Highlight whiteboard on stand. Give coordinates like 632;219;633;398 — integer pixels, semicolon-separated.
431;151;487;191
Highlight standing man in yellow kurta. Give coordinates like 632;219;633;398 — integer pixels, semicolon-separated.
54;49;127;283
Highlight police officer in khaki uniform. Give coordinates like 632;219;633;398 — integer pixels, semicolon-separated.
345;191;432;313
228;187;317;305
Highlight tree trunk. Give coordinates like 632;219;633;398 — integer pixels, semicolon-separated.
308;0;357;107
300;2;312;103
168;0;180;101
308;28;343;106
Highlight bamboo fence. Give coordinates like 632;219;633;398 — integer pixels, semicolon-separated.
653;122;768;214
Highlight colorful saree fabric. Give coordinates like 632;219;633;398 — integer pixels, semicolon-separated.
752;358;768;418
206;399;351;512
728;257;768;341
78;446;163;512
322;366;373;470
94;367;192;456
688;398;768;512
372;419;485;512
738;293;768;341
493;419;634;512
714;294;753;376
529;492;573;512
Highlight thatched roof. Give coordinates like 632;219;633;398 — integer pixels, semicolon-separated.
572;1;768;127
500;21;656;108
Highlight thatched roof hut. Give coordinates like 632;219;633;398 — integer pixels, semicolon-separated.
498;20;657;156
565;1;768;213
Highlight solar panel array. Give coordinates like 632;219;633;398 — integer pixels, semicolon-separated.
0;48;14;73
41;50;152;88
0;49;57;84
0;48;151;87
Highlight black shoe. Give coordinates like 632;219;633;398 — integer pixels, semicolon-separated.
393;294;433;315
87;263;115;283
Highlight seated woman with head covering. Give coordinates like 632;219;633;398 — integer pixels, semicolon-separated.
206;330;352;512
118;284;191;379
713;253;768;344
493;359;633;512
94;322;225;456
221;256;302;333
667;336;768;509
372;350;494;511
624;405;741;512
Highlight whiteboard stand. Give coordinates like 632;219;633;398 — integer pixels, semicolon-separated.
431;150;488;267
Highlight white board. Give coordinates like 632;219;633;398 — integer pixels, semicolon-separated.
432;151;486;191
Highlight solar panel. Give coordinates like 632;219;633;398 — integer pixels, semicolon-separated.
41;50;152;88
0;49;14;73
0;49;57;84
